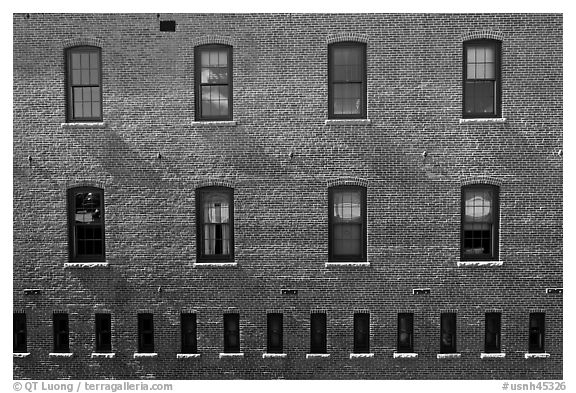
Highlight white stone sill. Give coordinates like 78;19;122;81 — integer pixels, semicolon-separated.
393;352;418;359
177;353;201;359
458;261;503;267
219;353;244;358
191;121;237;127
64;262;109;268
306;353;330;359
481;353;506;359
61;122;107;128
350;353;374;359
525;353;550;359
91;353;115;359
13;353;30;358
263;353;287;358
325;119;371;126
437;353;461;359
193;262;238;268
49;352;73;358
459;118;507;124
325;262;370;267
133;353;158;358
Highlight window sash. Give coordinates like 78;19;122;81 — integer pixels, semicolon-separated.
196;187;234;262
181;313;197;354
440;313;457;353
397;313;414;353
328;186;366;262
53;314;69;353
138;314;154;353
95;314;112;352
462;40;501;118
353;313;370;353
68;187;105;262
328;42;367;119
195;45;233;121
13;313;27;353
66;47;102;122
485;312;501;353
267;313;283;354
224;314;240;353
461;185;499;261
528;313;545;353
310;313;327;354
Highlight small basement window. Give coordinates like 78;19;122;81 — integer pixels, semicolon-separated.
160;20;176;32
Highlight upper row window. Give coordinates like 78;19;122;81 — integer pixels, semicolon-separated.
65;40;502;123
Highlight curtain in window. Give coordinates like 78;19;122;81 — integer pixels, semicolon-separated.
203;193;230;255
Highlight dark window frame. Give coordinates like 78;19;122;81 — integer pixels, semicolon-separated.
13;313;27;353
181;313;197;354
328;41;367;119
310;313;327;354
485;312;501;353
65;45;103;122
194;44;233;121
267;313;283;354
328;185;367;262
223;313;240;353
95;313;112;352
67;186;106;263
461;184;500;261
196;186;234;263
462;39;502;118
137;313;154;353
53;313;70;353
397;313;414;353
353;312;370;354
440;313;457;354
528;313;545;353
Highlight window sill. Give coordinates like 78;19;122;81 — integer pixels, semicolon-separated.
525;353;550;359
49;352;73;358
133;353;158;358
262;353;287;358
64;262;110;269
219;352;244;358
325;119;371;126
393;352;418;359
191;121;237;127
306;353;330;359
437;353;461;359
13;352;30;358
481;353;506;359
350;353;374;359
61;122;107;129
459;118;507;124
177;353;201;359
91;353;115;359
458;261;503;267
325;262;370;267
193;262;238;268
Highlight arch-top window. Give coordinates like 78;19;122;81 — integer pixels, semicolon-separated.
195;44;233;121
461;184;499;261
328;42;367;119
67;187;105;262
328;185;367;262
196;187;234;262
66;46;102;122
463;39;501;118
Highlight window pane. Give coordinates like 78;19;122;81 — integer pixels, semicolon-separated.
310;313;326;353
75;192;101;223
440;313;456;353
224;314;240;352
354;313;370;353
398;313;414;352
267;313;283;353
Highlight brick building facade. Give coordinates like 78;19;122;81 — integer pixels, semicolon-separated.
13;13;563;379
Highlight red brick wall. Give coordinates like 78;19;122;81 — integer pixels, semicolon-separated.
13;13;562;379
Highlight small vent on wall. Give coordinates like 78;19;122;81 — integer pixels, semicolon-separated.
281;289;298;295
160;20;176;32
413;288;431;295
546;288;562;294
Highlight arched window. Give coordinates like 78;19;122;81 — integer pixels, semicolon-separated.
195;44;233;120
67;186;105;262
328;42;367;119
461;184;499;260
196;187;234;262
66;46;102;122
463;39;501;118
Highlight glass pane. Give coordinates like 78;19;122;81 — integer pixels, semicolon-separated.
92;102;101;118
75;191;101;223
201;51;210;66
209;51;219;66
81;70;90;85
80;53;90;69
467;47;476;63
72;70;81;85
485;46;494;62
333;190;362;221
218;50;228;67
72;53;81;69
90;68;99;85
83;102;92;117
485;62;495;79
475;63;485;79
89;52;99;68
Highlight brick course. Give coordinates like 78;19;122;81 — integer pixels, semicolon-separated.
13;13;562;379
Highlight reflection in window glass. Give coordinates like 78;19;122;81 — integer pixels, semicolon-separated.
462;185;499;260
196;45;232;120
329;186;365;261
